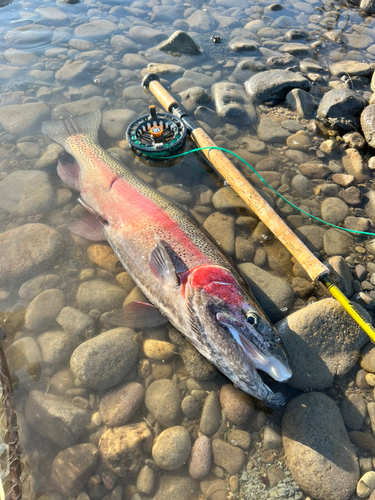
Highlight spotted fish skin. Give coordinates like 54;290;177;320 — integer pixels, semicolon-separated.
42;111;292;406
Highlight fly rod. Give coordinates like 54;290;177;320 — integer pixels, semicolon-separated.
142;73;375;342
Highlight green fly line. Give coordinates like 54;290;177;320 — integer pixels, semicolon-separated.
144;146;375;238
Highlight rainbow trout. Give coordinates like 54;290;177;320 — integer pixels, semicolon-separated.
42;111;292;406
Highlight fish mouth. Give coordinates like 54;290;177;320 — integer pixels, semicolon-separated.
216;312;292;382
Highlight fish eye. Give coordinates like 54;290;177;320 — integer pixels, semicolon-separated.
246;312;258;326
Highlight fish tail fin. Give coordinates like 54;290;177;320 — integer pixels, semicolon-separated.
42;110;102;147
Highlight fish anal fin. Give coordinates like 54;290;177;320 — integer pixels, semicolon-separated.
68;214;105;241
149;240;179;287
104;301;168;328
57;159;81;191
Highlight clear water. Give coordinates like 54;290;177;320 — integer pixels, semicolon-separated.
0;0;374;498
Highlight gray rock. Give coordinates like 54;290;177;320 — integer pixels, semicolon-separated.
179;87;210;112
74;20;118;38
102;109;137;139
151;474;199;500
158;185;194;205
152;426;191;470
37;330;73;366
276;298;370;390
228;37;259;52
183;70;215;88
70;327;138;390
330;60;373;77
4;48;38;66
323;228;354;256
137;465;155;495
267;53;298;67
279;42;313;57
25;391;90;448
5;337;42;384
50;443;98;496
282;392;359;500
158;30;201;55
55;60;91;83
186;10;217;31
19;274;61;301
219;383;254;425
341;148;370;183
325;255;354;297
189;435;211;479
361;105;375;148
233;58;267;83
360;0;375;13
25;289;65;332
181;395;201;420
286;88;318;118
239;262;294;322
291;174;314;197
99;381;145;427
76;279;126;313
200;391;221;437
339;186;362;206
317;89;367;131
212;439;245;475
69;39;94;51
321;197;350;224
128;26;167;45
294;225;325;252
4;24;52;46
257;117;291;143
211;82;257;125
110;35;138;53
0;102;50;136
145;379;182;427
341;393;367;431
245;69;311;104
263;425;282;450
56;307;96;342
51;96;108;120
0;170;54;216
203;212;235;255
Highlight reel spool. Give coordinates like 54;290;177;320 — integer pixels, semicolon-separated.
126;105;187;161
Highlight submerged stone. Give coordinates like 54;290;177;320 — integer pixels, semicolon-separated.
158;30;201;55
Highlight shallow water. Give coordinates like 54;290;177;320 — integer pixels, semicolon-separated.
1;0;375;498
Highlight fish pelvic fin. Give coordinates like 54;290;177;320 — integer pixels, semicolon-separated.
42;110;102;148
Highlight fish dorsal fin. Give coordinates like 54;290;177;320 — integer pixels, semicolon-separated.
149;239;179;287
57;159;81;191
68;214;106;241
104;301;168;328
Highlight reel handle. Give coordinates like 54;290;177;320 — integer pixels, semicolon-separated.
143;73;178;112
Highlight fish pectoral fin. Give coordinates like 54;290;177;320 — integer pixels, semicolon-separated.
104;301;168;328
149;240;179;287
57;159;81;191
78;197;108;225
68;214;106;241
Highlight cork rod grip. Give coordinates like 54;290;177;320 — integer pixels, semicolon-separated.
148;80;178;112
191;128;329;282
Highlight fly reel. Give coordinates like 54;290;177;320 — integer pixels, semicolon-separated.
126;105;187;161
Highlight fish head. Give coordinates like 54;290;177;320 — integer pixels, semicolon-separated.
184;265;292;383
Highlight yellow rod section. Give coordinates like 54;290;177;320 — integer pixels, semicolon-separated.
320;276;375;342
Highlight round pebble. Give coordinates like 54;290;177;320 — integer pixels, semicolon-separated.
152;426;191;471
219;384;254;425
189;435;211;479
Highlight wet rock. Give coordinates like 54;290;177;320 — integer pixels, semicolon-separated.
158;184;194;205
4;48;38;66
128;26;167;45
50;443;98;496
229;37;259;52
212;439;245;474
276;298;369;390
143;339;175;361
37;330;73;366
295;225;325;253
99;423;152;477
200;391;221;437
189;435;211;479
339;186;362;205
25;391;90;448
212;187;249;211
263;425;282;450
0;170;53;216
0;102;50;136
25;289;65;331
51;96;107;120
257;117;291;143
357;471;375;498
298;162;330;178
181;395;201;420
211;82;257;125
56;307;95;342
282;392;359;500
329;60;373;78
219;384;254;425
341;393;367;431
5;337;42;383
244;69;310;104
152;426;191;470
286;131;313;151
203;212;235;255
323;228;353;256
321;197;350;224
102;109;137;139
70;327;138;390
349;430;375;453
341;148;370;183
145;379;182;427
233;58;267;83
4;24;52;46
87;244;120;274
158;30;201;55
317;89;367;131
55;60;91;83
137;465;155;495
152;474;199;500
227;429;251;450
186;10;217;31
179;87;210;112
178;337;218;379
286;88;318;118
238;263;295;322
111;34;137;53
74;20;118;38
19;274;61;301
325;255;354;297
99;382;145;427
35;143;65;169
279;42;313;57
76;279;126;313
361;105;375;149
